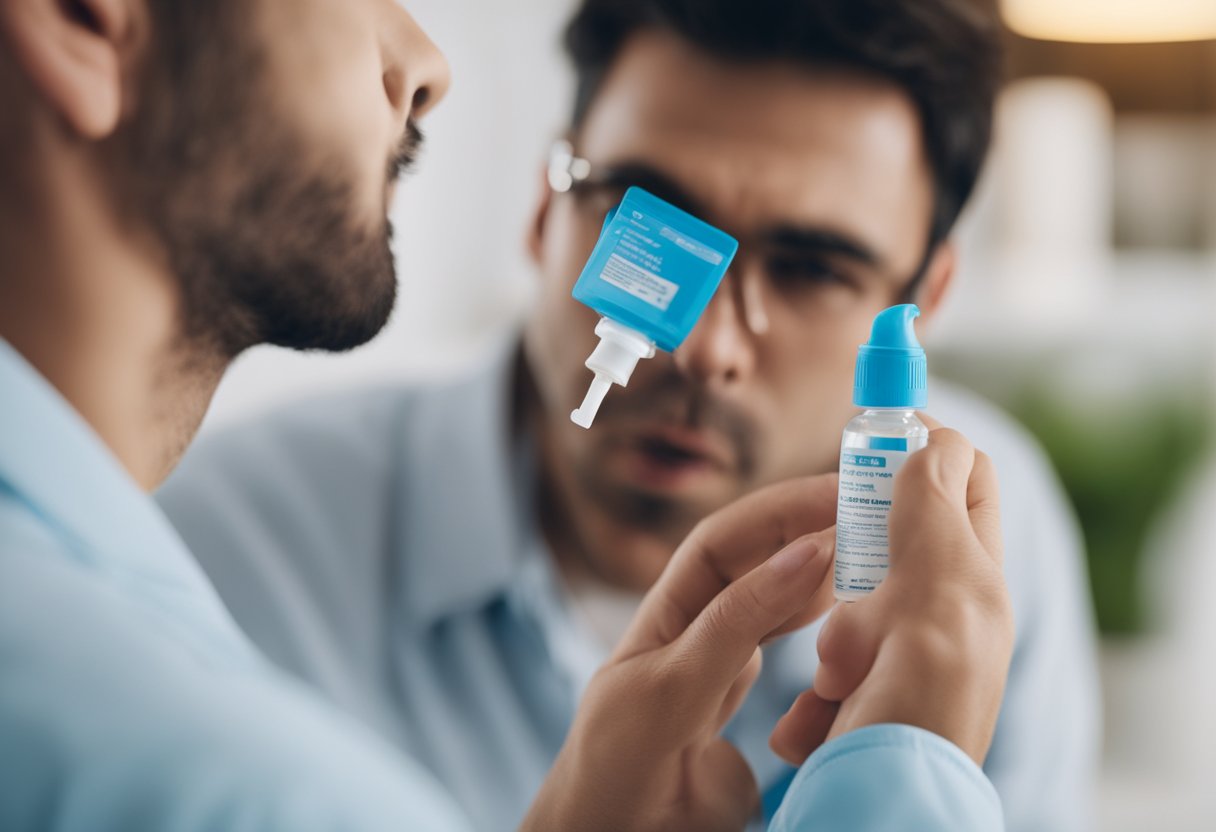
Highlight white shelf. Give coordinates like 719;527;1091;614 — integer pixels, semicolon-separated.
929;251;1216;361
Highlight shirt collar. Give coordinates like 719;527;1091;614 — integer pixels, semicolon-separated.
0;338;255;662
392;340;538;629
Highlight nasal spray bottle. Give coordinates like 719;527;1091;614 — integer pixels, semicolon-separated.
834;304;929;601
569;187;739;429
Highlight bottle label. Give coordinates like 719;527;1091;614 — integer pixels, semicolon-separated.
834;448;908;595
596;209;722;312
601;251;680;311
571;187;739;353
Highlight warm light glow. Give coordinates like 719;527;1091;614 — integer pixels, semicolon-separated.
1002;0;1216;43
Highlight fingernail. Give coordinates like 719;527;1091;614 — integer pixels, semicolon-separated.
768;539;820;576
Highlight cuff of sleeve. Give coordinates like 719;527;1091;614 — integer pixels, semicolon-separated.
768;724;1003;831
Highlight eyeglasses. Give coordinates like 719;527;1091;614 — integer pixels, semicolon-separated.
547;139;925;338
548;139;593;194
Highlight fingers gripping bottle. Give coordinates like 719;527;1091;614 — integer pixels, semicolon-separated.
834;304;929;601
568;187;739;429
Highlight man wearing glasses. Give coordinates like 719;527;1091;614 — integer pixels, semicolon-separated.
161;0;1099;830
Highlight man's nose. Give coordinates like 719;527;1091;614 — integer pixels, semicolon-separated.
672;272;757;388
378;3;451;123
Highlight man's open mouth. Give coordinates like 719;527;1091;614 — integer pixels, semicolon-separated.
615;425;735;489
635;435;714;467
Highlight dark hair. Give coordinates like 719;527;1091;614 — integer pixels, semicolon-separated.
563;0;1004;247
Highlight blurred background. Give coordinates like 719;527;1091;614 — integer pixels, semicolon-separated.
200;1;1216;828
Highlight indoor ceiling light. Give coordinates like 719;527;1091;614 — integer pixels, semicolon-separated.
1001;0;1216;43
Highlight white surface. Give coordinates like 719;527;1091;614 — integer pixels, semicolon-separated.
1099;456;1216;830
1098;454;1216;831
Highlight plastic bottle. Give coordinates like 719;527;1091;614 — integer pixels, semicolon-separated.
569;187;738;429
834;304;929;601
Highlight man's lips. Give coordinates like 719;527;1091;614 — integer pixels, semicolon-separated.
619;424;736;477
637;425;729;471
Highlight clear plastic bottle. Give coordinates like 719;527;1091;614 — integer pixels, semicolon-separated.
834;305;929;602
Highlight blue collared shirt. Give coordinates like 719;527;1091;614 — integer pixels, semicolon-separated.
160;343;1099;832
0;339;474;832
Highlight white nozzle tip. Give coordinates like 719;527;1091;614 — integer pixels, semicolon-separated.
570;375;613;430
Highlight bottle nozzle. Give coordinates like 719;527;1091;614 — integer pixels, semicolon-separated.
868;303;922;350
571;373;613;429
569;319;657;430
853;303;928;409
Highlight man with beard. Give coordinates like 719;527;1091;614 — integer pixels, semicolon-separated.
160;0;1099;831
0;0;1016;830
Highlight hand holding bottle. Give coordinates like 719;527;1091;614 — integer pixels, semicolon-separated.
522;423;1011;831
521;474;839;831
771;424;1013;767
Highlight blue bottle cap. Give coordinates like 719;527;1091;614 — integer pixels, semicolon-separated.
853;304;927;409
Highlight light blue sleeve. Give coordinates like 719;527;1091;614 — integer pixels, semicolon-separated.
768;724;1004;832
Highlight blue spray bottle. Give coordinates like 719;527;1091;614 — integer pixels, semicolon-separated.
834;304;930;601
569;187;739;429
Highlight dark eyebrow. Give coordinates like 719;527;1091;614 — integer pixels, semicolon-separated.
582;161;711;220
583;159;887;272
759;226;884;270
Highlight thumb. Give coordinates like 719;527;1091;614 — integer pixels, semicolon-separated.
810;599;880;702
770;688;839;766
889;428;981;568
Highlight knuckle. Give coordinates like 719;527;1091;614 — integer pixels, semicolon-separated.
918;583;1013;661
643;650;695;703
715;580;770;636
932;427;972;452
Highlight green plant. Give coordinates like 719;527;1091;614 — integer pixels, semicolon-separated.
1010;389;1212;635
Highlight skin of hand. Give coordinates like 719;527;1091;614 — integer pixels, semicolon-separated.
521;474;840;832
769;424;1014;768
